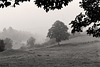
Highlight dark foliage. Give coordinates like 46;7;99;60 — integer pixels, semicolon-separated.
47;20;70;45
34;0;73;12
0;0;73;10
0;0;30;8
80;0;100;22
70;0;100;37
0;40;5;52
69;13;91;33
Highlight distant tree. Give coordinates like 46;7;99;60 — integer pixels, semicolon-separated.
27;37;35;47
0;40;5;52
47;20;70;45
4;38;13;50
3;28;7;32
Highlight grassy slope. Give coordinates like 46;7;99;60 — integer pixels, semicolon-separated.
0;36;100;67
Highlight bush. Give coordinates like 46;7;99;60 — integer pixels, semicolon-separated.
0;40;5;52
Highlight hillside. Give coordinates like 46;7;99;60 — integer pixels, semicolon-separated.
0;27;34;42
39;34;100;49
0;49;28;57
62;35;100;44
0;35;100;67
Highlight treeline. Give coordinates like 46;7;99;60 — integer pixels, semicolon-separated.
0;20;82;52
0;36;36;52
0;38;13;52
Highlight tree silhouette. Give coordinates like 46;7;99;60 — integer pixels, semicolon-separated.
70;0;100;37
0;0;30;8
0;0;73;11
0;40;5;52
34;0;73;12
47;20;70;45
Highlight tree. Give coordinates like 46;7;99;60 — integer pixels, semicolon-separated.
47;20;70;45
4;38;13;50
34;0;73;12
0;40;5;52
0;0;30;8
69;0;100;37
0;0;73;11
27;37;35;47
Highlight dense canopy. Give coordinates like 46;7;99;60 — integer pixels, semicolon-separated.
47;20;70;44
70;0;100;37
34;0;73;12
0;0;73;10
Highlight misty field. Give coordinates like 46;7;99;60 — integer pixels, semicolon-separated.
0;36;100;67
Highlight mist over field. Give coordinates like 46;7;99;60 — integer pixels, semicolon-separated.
0;0;84;50
0;0;100;67
0;27;46;49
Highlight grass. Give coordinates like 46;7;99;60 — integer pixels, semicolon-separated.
0;36;100;67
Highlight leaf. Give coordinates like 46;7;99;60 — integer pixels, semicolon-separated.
4;2;11;7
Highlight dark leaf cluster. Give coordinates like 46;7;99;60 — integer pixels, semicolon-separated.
0;0;30;8
80;0;100;22
34;0;73;12
86;24;100;37
70;0;100;37
69;13;91;33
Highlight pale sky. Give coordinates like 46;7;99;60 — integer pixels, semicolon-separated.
0;0;84;40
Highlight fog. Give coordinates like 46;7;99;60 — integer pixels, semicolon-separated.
0;0;84;45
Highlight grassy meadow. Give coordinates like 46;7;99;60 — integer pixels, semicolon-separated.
0;35;100;67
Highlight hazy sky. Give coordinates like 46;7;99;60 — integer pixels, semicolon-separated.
0;0;84;40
